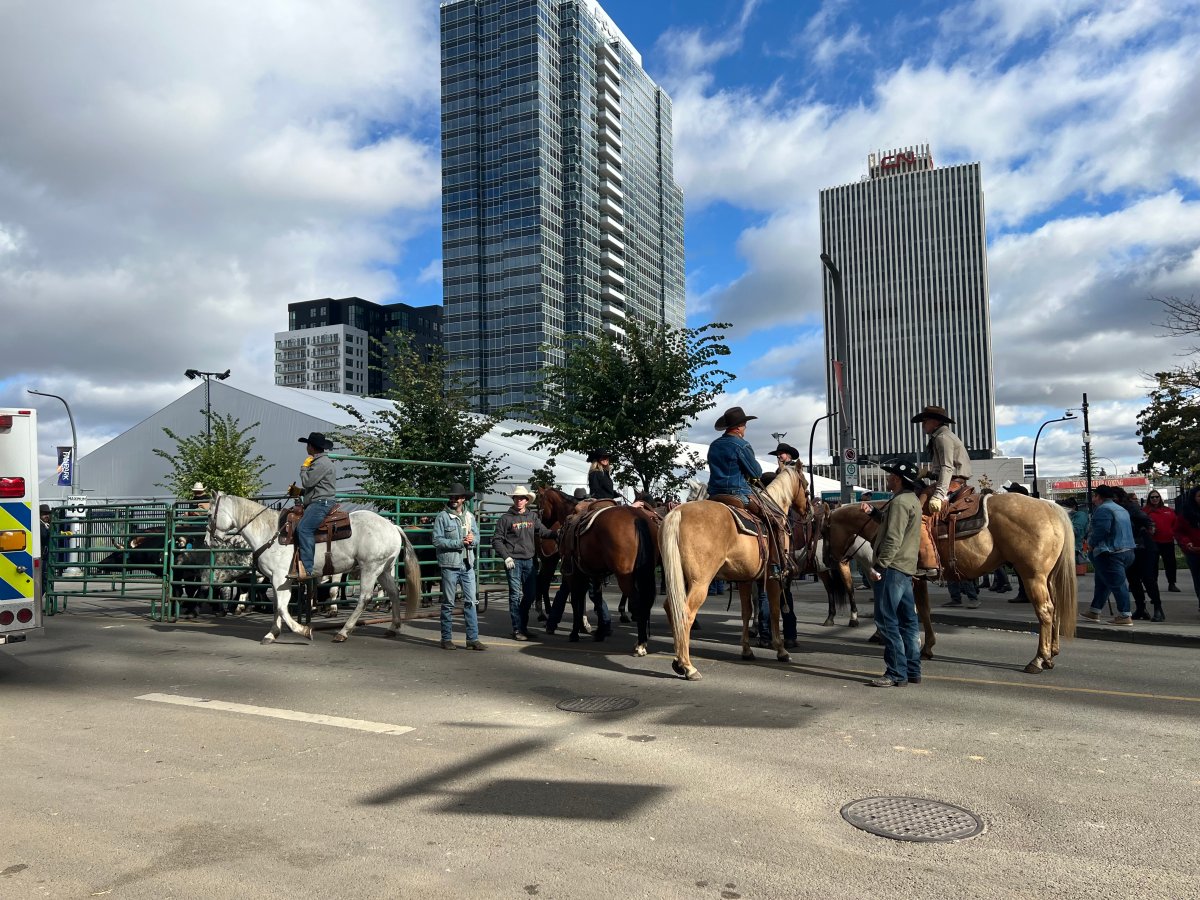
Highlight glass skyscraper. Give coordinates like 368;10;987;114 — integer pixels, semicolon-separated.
440;0;685;414
820;145;998;461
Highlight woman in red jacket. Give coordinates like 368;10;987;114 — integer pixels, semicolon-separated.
1175;486;1200;609
1144;490;1181;593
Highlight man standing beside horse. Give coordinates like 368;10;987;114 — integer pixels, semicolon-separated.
912;405;972;579
860;459;925;687
493;485;556;641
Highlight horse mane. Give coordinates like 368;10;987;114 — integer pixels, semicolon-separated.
764;464;807;511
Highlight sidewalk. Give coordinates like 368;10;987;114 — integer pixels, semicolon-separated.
787;572;1200;648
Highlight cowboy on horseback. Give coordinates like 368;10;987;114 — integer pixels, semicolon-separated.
912;405;972;578
768;441;800;471
290;431;337;580
707;406;790;579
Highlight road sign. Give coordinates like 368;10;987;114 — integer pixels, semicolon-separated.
842;447;857;462
844;461;858;481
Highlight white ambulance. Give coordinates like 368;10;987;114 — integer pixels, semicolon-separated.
0;408;43;644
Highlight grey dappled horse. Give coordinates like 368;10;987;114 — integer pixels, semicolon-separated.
207;492;422;644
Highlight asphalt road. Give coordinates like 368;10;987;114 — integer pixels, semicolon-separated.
2;591;1198;900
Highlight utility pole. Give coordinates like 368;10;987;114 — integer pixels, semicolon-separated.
1081;392;1093;506
821;252;856;505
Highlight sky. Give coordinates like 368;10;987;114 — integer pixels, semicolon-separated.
2;0;1198;483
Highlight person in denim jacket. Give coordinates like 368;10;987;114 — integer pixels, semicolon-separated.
1082;485;1136;625
432;482;485;650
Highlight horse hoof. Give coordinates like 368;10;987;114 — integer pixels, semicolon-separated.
634;645;648;657
260;634;275;645
1024;660;1044;674
620;613;631;623
921;649;934;660
777;652;791;663
671;659;687;677
568;633;580;643
685;668;703;682
384;628;399;639
868;632;883;644
847;618;860;628
741;649;755;660
332;633;348;643
820;617;835;627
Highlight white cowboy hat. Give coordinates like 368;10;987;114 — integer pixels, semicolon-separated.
191;481;207;493
509;485;536;499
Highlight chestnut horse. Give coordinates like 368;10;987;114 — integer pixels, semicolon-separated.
660;465;810;681
536;488;662;654
824;493;1077;673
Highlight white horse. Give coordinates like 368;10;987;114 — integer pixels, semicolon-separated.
207;492;422;644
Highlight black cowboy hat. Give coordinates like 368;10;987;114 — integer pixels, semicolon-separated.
880;458;922;488
1002;480;1030;495
768;442;800;459
911;405;956;425
572;487;589;500
445;482;472;499
298;431;333;451
714;406;757;431
586;448;613;463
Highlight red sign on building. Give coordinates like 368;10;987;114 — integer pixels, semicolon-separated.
1050;476;1148;491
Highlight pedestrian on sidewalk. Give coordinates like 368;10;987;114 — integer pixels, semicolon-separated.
1144;490;1181;594
432;482;486;650
1116;488;1162;621
1175;486;1200;612
860;459;924;687
1081;486;1136;625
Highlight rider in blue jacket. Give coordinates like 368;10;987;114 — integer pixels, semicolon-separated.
706;406;762;503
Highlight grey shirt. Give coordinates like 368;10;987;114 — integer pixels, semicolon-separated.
927;425;972;499
300;452;337;503
872;490;923;576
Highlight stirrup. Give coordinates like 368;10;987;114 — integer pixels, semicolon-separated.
916;567;940;580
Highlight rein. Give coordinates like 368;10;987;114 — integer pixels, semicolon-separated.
210;494;282;568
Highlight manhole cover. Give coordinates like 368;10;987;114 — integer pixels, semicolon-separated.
840;797;984;843
556;696;639;713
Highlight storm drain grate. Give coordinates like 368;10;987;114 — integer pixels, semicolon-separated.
556;696;640;714
840;796;984;843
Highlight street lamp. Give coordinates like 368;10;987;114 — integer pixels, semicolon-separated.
27;388;79;495
820;251;856;505
771;431;787;444
1031;412;1076;499
184;368;231;440
808;411;839;507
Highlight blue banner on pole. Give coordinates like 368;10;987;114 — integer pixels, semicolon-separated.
56;446;73;487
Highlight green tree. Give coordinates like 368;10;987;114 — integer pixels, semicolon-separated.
1136;372;1200;482
154;413;272;498
528;458;558;490
509;321;735;496
334;330;507;511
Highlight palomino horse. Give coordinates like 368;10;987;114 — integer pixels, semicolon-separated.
207;493;422;644
537;488;661;654
660;465;810;680
825;493;1078;673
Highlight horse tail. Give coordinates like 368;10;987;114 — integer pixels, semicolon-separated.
632;513;657;606
398;526;423;621
1049;502;1078;640
661;508;688;638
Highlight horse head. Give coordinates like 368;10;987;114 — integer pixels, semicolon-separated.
206;490;235;545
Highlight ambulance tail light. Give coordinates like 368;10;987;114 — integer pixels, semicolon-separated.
16;608;33;624
0;477;25;498
0;610;13;626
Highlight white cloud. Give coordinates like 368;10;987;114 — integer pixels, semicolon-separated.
689;385;831;462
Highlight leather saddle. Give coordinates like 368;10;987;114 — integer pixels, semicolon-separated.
558;503;618;577
933;486;987;541
278;503;353;546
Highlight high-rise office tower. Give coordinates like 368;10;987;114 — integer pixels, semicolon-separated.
440;0;686;414
820;145;997;461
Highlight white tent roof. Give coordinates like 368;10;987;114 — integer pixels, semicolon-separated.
43;379;845;503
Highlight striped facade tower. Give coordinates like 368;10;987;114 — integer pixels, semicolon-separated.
820;145;998;463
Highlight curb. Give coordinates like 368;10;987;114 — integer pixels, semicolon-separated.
929;611;1200;649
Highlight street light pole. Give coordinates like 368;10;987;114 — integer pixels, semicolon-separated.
820;252;856;505
808;412;838;507
27;389;79;495
1031;413;1076;499
1081;393;1093;506
184;369;231;441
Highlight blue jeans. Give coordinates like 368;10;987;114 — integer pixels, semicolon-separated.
440;566;479;642
757;583;797;641
872;568;921;683
948;579;978;604
296;500;334;573
1090;550;1134;615
507;558;537;634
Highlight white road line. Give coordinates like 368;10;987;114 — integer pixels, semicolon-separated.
135;693;415;735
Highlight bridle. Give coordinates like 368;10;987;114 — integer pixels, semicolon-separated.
207;493;280;566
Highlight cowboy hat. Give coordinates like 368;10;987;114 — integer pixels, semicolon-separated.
910;405;955;425
768;442;800;459
714;406;757;431
191;481;207;493
586;448;613;463
880;458;922;488
445;482;472;499
1002;480;1029;495
298;431;333;450
572;487;588;500
509;485;536;499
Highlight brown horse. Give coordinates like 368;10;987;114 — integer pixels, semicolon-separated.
660;465;810;680
825;493;1077;673
536;488;662;654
